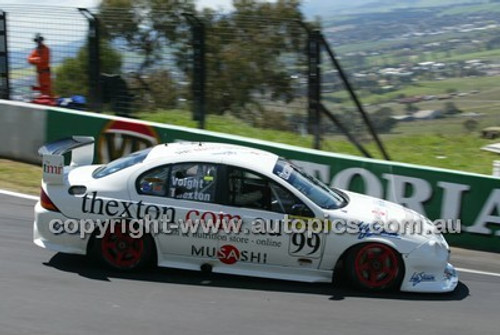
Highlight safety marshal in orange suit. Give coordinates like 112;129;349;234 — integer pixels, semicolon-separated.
27;33;52;97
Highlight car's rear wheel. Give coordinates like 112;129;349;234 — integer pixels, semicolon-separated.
346;243;404;291
94;223;154;271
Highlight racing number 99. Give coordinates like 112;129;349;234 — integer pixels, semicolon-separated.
289;232;322;258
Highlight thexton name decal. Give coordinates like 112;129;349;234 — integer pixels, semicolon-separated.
81;192;175;221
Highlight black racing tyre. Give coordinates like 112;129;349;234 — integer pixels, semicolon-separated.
345;243;404;291
92;222;154;271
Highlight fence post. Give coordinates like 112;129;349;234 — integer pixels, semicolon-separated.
0;11;10;100
184;13;206;129
319;33;390;160
78;8;101;111
307;30;321;150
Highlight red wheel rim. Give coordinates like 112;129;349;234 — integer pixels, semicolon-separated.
101;224;144;269
354;243;399;289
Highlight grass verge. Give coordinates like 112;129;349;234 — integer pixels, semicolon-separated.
0;159;41;195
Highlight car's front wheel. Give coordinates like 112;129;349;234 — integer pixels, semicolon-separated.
346;243;404;291
92;223;154;271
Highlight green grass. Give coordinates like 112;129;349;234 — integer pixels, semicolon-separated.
331;133;496;174
0;159;41;195
137;110;318;147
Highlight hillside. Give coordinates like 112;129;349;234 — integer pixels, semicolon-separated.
303;0;491;16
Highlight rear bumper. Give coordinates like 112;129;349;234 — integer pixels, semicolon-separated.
33;201;89;255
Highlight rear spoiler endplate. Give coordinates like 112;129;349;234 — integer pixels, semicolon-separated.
38;136;95;184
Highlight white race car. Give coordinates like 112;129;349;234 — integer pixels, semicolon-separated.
34;137;458;293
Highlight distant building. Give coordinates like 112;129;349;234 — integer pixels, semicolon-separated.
481;143;500;154
482;127;500;139
413;110;442;120
398;96;422;104
391;115;414;122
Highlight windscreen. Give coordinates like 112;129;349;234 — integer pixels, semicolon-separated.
273;158;348;210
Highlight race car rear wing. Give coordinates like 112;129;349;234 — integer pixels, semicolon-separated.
38;136;95;184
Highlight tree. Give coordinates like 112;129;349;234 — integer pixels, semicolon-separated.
127;70;179;110
204;1;306;117
444;102;462;115
370;107;397;133
463;119;478;132
99;0;194;75
99;0;308;120
54;39;122;98
487;36;500;50
405;102;418;113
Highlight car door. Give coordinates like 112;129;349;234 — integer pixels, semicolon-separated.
130;162;225;259
214;165;326;269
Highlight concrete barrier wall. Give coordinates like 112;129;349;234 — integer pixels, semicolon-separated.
1;99;500;252
0;101;46;164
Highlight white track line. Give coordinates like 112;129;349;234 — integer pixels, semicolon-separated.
0;189;38;201
456;267;500;278
1;189;500;279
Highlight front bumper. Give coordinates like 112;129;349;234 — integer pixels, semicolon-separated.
400;239;458;293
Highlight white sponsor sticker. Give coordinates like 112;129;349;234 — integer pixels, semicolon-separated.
42;154;64;184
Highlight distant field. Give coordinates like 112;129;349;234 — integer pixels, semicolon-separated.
322;75;500;162
327;0;490;15
361;45;500;69
419;0;488;6
439;2;500;15
138;109;499;176
421;49;500;63
324;75;500;110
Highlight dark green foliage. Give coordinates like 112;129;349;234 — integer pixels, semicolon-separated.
370;107;397;133
54;40;122;97
98;0;308;119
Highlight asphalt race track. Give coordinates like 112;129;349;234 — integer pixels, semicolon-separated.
1;193;499;335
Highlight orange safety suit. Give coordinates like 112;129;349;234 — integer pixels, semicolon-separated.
27;43;52;97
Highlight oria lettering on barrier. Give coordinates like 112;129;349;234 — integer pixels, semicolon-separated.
293;161;500;237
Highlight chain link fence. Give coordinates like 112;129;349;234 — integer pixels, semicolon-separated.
1;5;311;134
3;5;88;102
0;4;385;157
202;13;308;132
95;7;192;115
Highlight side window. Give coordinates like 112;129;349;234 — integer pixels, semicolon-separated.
229;168;271;210
168;163;217;203
137;166;170;196
228;167;314;216
269;183;315;217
